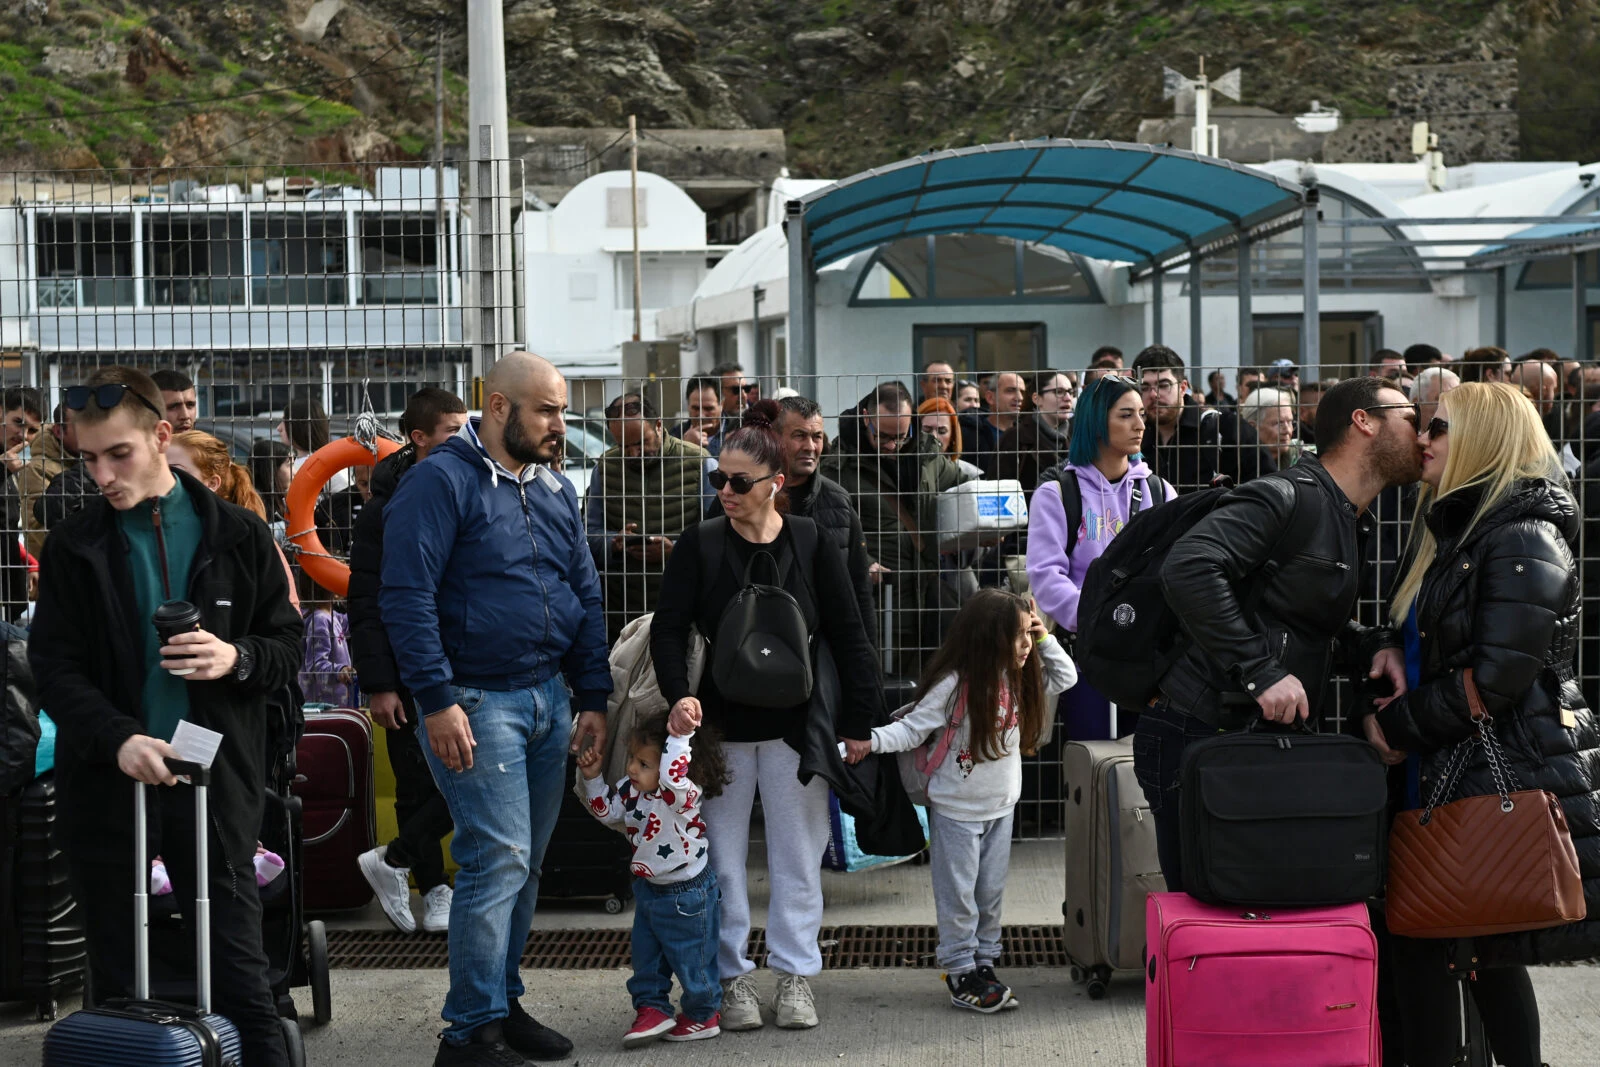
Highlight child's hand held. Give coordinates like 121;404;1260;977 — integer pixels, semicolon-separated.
576;746;602;778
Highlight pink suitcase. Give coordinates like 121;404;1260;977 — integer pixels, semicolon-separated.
1145;892;1380;1067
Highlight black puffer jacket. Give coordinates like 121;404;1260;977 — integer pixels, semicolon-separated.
1161;455;1380;726
1376;478;1600;965
347;443;416;696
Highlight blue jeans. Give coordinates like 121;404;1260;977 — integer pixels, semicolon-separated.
627;866;722;1022
419;677;570;1044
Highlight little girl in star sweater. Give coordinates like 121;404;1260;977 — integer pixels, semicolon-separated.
579;709;730;1050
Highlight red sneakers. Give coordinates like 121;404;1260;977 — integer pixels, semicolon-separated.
621;1007;676;1049
662;1012;722;1042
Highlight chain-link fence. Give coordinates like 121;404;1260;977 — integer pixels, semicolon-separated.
2;164;1594;842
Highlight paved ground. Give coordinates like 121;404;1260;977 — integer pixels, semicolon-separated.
6;840;1600;1064
6;963;1600;1066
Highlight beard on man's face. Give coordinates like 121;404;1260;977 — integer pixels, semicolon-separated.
502;401;561;465
1375;423;1424;487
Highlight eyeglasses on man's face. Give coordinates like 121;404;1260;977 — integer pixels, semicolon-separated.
606;400;644;419
1139;377;1181;395
1362;402;1419;428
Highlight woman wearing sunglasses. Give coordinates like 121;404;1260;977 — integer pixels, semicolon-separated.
649;400;881;1034
1367;382;1600;1067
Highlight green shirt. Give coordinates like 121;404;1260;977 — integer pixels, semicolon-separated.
118;477;203;742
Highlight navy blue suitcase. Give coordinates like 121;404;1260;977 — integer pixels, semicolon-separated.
43;761;243;1066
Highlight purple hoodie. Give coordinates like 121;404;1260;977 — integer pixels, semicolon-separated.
1025;459;1176;632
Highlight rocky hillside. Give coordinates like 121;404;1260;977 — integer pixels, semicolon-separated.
0;0;1596;175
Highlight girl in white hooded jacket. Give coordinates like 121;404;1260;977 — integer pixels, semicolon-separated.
848;590;1076;1013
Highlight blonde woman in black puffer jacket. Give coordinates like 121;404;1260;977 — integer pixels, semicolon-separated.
1369;382;1599;1067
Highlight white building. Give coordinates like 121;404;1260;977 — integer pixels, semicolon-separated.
519;169;732;381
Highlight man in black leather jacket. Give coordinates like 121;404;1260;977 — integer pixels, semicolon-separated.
1133;376;1423;889
347;387;467;934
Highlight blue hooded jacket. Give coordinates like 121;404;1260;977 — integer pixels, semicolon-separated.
380;418;611;717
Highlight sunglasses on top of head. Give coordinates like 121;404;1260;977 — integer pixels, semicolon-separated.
64;383;165;420
708;470;775;495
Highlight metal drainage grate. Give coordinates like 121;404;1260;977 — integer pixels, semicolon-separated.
325;925;1067;970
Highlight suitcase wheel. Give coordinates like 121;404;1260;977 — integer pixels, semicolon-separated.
35;997;57;1022
1069;965;1085;984
1087;979;1108;1000
603;895;625;915
308;919;332;1026
282;1017;307;1067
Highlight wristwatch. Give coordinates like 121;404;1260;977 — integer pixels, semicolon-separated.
231;642;256;682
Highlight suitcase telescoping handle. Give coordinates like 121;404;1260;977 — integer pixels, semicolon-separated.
133;757;214;1012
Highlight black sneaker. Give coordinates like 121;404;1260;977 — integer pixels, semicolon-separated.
503;999;575;1062
975;965;1020;1010
945;970;1007;1014
432;1021;527;1067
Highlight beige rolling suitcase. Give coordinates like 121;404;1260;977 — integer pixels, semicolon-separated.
1061;737;1165;999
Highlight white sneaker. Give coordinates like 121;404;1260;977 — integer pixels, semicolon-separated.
772;969;818;1029
357;846;415;933
719;974;764;1031
421;884;452;934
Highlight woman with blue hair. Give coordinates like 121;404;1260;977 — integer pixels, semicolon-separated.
1024;375;1175;739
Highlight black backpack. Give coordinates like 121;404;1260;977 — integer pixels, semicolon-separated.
700;517;818;708
1075;473;1316;709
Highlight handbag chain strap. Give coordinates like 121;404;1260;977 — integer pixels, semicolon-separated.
1419;669;1527;825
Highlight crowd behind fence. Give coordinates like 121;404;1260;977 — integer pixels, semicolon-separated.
5;347;1596;840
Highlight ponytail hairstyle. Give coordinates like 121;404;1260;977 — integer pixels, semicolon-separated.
719;398;789;512
722;398;784;470
916;589;1045;763
172;430;268;520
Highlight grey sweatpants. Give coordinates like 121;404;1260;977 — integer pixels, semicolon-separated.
703;739;832;979
928;808;1014;975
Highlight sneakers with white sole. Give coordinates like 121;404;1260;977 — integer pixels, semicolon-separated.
421;884;452;934
662;1013;720;1042
719;974;764;1031
358;845;415;933
772;970;818;1029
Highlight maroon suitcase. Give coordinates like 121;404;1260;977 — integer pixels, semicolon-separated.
294;708;376;912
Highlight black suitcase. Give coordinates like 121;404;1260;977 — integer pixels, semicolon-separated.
0;774;87;1020
1178;726;1388;907
540;755;633;914
44;761;244;1066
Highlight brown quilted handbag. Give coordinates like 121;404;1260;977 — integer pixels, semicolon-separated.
1387;670;1587;939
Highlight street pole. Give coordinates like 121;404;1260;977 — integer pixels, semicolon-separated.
630;114;643;342
434;24;446;351
467;0;512;376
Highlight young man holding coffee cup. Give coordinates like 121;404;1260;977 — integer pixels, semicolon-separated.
29;366;303;1067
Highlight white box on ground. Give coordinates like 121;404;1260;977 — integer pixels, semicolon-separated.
935;480;1028;553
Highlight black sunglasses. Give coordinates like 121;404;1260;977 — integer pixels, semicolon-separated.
64;383;165;420
740;383;761;395
1424;417;1449;439
708;470;775;495
1363;403;1418;421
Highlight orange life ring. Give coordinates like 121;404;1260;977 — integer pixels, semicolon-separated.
286;435;400;598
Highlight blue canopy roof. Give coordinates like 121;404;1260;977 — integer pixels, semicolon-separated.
793;140;1306;275
1469;215;1600;264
